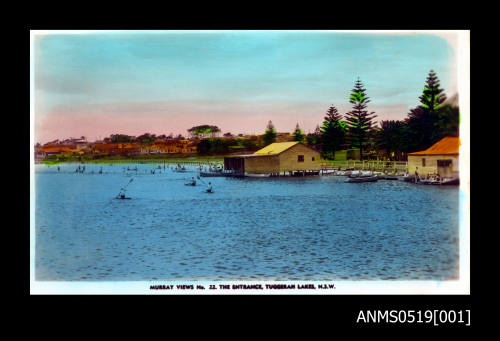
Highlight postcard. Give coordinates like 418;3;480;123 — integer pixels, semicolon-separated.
30;30;470;295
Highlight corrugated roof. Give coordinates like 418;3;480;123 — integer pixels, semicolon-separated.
254;142;300;155
408;136;460;155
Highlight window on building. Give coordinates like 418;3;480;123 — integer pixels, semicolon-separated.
312;156;315;161
437;159;452;167
422;158;426;167
298;155;304;162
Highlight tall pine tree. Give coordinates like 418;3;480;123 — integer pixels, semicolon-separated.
263;120;277;145
406;70;447;152
345;78;377;160
320;105;347;159
306;125;322;146
374;120;410;161
292;123;305;142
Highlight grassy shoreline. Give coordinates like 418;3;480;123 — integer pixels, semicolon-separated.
40;154;226;165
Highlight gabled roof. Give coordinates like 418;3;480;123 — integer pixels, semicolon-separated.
408;136;460;156
254;142;300;155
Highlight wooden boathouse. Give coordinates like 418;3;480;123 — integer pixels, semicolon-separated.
407;136;460;178
224;142;321;176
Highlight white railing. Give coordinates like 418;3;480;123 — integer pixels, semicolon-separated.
321;160;408;173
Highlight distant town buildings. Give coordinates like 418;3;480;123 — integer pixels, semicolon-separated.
34;136;200;162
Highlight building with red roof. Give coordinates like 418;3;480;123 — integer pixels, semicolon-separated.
407;136;460;178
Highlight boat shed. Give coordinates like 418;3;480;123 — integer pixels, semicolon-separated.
224;142;321;176
407;136;460;178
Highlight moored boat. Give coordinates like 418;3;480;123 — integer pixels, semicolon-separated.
418;178;441;185
440;177;459;185
345;175;379;183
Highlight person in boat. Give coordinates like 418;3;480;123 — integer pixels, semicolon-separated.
116;189;126;199
57;166;60;172
207;182;213;193
191;177;196;186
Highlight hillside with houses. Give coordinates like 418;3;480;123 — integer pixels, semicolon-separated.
34;132;299;164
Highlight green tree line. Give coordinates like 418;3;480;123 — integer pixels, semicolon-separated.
170;70;459;159
264;70;459;161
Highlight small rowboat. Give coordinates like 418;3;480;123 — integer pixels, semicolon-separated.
418;178;441;185
345;175;378;183
440;177;460;185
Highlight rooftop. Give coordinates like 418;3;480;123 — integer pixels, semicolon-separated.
254;142;300;156
408;136;460;156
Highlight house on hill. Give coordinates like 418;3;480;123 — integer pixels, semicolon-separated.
150;140;197;154
224;142;321;176
407;136;460;179
92;143;139;156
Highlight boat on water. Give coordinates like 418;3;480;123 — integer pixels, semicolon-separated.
115;178;133;199
345;175;379;183
419;177;459;186
440;177;459;185
200;171;244;178
404;175;459;186
200;171;225;177
418;178;441;185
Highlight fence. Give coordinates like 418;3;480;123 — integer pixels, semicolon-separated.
321;160;408;174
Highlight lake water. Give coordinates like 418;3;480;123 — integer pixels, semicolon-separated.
34;163;460;281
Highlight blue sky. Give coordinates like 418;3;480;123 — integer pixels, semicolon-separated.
34;31;456;142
